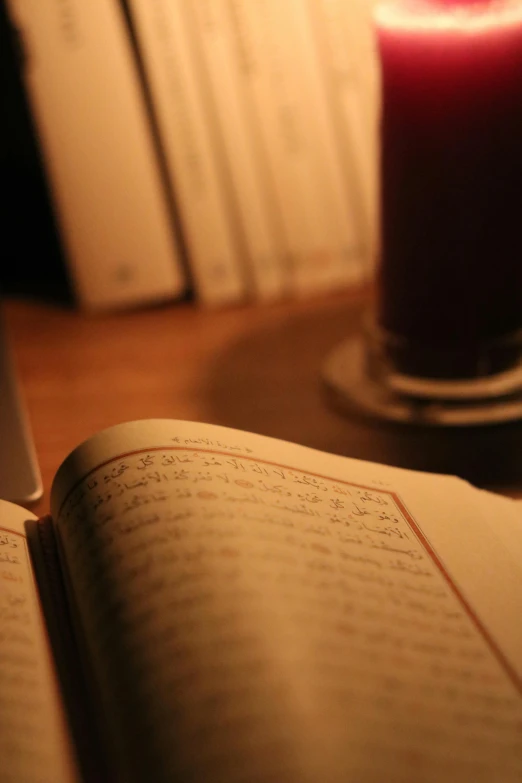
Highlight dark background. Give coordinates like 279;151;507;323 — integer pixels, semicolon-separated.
0;0;71;301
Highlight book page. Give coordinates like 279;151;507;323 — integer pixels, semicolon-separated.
0;501;78;783
51;420;522;783
476;489;522;567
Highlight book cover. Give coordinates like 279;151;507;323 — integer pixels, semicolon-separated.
4;0;187;311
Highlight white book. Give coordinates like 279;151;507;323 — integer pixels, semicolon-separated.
285;0;369;290
124;0;247;306
307;0;380;267
186;0;289;300
4;0;186;311
226;0;345;296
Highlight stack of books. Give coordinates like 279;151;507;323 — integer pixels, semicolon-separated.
4;0;379;310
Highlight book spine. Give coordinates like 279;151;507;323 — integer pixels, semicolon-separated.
124;0;247;306
307;0;380;268
284;0;372;290
225;0;332;295
4;0;186;311
296;0;372;285
186;0;289;300
230;0;364;296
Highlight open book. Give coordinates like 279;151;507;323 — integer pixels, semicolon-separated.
2;419;522;783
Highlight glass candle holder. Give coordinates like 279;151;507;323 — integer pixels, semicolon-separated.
324;0;522;426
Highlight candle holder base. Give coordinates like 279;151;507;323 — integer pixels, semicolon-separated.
323;336;522;427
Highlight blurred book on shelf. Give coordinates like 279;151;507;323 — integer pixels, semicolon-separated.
0;0;378;311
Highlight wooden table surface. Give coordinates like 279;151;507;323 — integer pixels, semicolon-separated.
5;288;522;516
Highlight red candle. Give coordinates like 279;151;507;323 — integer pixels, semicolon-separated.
375;0;522;378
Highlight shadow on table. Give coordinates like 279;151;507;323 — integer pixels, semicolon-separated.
203;295;522;492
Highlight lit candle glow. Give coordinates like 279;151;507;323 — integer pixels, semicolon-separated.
375;0;522;379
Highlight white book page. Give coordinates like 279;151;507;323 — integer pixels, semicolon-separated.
0;501;78;783
475;489;522;569
51;420;522;783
